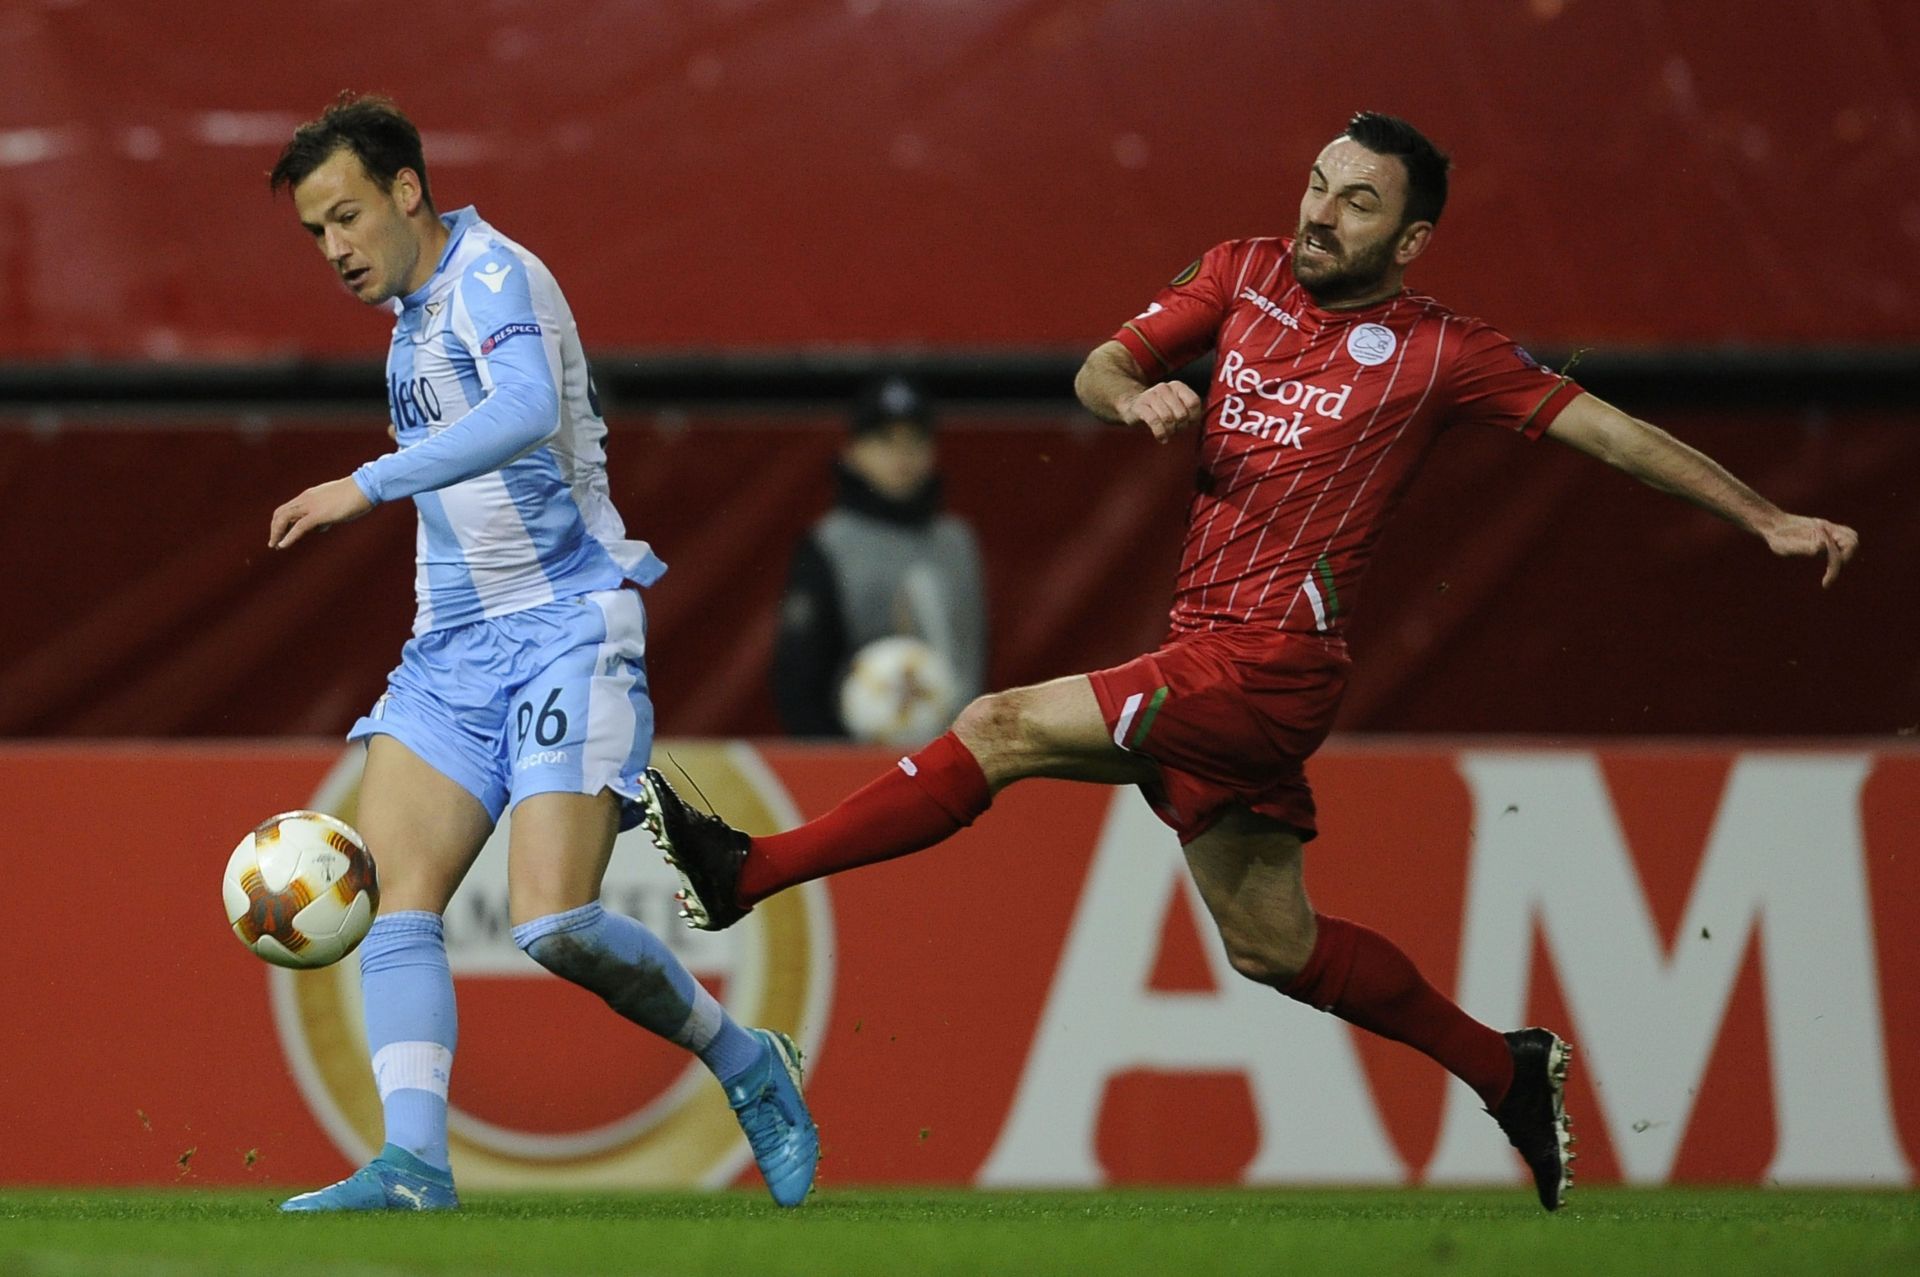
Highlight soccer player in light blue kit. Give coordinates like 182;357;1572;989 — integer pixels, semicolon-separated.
264;94;818;1211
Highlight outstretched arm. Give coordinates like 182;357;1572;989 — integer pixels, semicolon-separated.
1545;392;1859;587
270;249;560;550
1075;340;1206;443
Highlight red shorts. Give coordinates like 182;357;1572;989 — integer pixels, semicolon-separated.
1087;627;1351;843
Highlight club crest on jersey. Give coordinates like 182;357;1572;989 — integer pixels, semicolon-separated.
1346;323;1397;366
410;300;448;345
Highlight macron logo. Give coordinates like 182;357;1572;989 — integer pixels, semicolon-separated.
473;261;513;294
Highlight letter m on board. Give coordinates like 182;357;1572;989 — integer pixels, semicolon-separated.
1425;752;1911;1187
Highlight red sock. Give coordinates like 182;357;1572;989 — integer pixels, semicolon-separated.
738;732;993;905
1284;914;1515;1109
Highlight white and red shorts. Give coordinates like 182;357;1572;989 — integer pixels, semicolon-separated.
1088;626;1350;843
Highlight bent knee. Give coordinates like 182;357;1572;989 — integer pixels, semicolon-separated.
518;928;575;972
955;684;1088;758
516;924;609;989
508;858;603;929
1220;929;1316;989
951;689;1027;751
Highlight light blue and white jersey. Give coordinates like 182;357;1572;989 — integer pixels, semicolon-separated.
353;207;665;635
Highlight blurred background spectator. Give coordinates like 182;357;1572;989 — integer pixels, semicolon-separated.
772;377;987;743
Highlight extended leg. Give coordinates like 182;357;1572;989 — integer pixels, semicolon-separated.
507;790;763;1081
1182;806;1514;1097
507;789;819;1208
1183;806;1573;1211
644;674;1156;928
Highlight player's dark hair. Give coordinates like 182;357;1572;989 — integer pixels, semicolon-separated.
1344;111;1449;227
269;92;433;207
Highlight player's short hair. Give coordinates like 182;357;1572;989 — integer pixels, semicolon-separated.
850;376;935;439
269;92;433;207
1344;111;1449;227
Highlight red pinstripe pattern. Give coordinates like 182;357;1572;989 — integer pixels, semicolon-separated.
1225;251;1289;350
1229;297;1417;620
1182;241;1316;630
1126;236;1578;639
1270;304;1451;629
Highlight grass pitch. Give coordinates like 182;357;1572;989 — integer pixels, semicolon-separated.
1;1188;1913;1276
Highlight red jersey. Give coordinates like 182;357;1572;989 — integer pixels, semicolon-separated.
1114;237;1583;638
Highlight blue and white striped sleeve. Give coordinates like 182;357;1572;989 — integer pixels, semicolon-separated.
351;250;560;504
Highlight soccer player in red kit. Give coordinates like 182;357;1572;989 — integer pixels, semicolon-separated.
639;112;1859;1211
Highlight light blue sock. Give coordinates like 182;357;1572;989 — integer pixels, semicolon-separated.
513;902;763;1083
358;911;456;1172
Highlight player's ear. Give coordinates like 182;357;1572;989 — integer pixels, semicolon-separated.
1394;220;1433;268
393;168;425;216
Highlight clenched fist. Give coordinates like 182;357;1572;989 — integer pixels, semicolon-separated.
1121;381;1206;443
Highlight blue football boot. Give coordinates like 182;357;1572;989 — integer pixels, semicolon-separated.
280;1143;460;1212
727;1028;820;1207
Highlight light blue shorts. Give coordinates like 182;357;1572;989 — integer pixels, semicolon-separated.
349;587;654;823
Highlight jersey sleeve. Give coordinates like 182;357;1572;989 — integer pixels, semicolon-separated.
1111;241;1239;377
352;248;562;505
1442;319;1584;439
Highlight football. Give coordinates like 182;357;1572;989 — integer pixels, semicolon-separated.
839;635;960;748
222;810;380;969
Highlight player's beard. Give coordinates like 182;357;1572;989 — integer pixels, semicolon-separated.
1292;229;1399;306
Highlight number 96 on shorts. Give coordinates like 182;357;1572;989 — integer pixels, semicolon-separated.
348;588;655;822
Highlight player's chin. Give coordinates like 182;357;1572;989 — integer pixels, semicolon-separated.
1290;259;1335;288
342;270;386;304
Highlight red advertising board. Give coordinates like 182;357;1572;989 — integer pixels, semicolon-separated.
0;740;1913;1190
